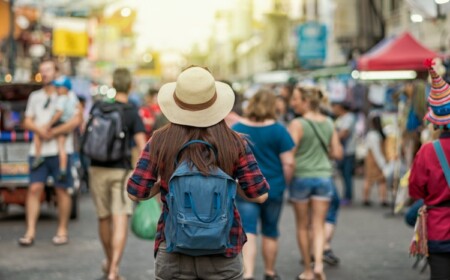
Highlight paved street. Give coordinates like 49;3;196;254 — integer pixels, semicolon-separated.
0;178;429;280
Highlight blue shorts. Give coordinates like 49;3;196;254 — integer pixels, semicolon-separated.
29;155;73;188
236;197;283;238
289;177;333;202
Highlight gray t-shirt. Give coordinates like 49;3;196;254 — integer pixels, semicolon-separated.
25;89;76;157
335;112;357;155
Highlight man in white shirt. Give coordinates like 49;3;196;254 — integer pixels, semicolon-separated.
18;60;82;247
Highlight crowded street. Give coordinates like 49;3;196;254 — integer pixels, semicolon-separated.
0;178;428;280
1;0;450;280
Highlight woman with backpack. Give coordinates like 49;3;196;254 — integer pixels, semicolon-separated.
127;66;269;280
288;86;343;280
409;62;450;280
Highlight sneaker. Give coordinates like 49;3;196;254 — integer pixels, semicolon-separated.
381;201;390;208
323;249;340;266
264;273;281;280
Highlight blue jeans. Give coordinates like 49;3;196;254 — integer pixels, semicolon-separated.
326;181;340;225
337;155;355;200
289;177;333;202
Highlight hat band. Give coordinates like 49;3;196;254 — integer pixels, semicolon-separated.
173;91;217;111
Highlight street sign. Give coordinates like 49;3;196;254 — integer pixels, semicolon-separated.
297;22;327;69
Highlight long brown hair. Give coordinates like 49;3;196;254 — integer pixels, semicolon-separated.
150;120;246;182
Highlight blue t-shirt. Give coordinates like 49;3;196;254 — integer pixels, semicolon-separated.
232;121;295;199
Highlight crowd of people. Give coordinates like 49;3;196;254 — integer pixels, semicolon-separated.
17;60;450;280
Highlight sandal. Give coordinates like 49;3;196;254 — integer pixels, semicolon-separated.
297;273;314;280
52;235;69;246
314;271;327;280
18;236;34;247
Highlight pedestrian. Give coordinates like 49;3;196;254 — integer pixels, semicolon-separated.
87;68;146;280
362;114;391;207
409;62;450;280
19;59;82;247
331;101;357;205
232;89;295;280
31;75;78;182
139;87;161;140
288;86;343;280
127;66;269;280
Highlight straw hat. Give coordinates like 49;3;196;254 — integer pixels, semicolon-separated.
157;66;235;127
424;59;450;126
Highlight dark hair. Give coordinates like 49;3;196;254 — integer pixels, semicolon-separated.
147;87;159;97
112;68;132;93
40;58;59;72
150;120;246;182
371;115;386;140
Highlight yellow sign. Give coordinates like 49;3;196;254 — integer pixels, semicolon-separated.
52;18;89;57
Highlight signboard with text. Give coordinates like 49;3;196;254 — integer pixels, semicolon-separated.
297;22;327;69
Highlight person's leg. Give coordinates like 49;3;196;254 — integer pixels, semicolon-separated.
362;178;372;205
428;252;450;280
324;182;340;265
108;214;129;280
342;155;355;201
242;234;257;279
31;137;44;169
293;201;314;279
235;199;259;279
57;135;67;172
311;199;329;277
260;198;283;277
53;187;71;240
22;182;45;241
378;179;388;205
98;217;113;273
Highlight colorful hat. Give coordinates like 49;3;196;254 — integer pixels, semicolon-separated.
52;76;72;90
424;59;450;126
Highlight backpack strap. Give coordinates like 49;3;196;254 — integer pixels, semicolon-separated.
432;140;450;188
175;140;218;166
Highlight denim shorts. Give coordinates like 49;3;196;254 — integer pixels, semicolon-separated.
29;155;73;188
289;177;333;202
236;197;283;238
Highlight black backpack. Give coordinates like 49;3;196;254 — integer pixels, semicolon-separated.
81;101;131;163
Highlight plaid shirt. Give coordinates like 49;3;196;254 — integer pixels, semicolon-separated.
127;138;269;258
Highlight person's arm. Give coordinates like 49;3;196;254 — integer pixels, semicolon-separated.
134;132;147;152
234;140;269;203
330;128;343;160
127;140;159;200
280;150;295;186
287;119;303;148
23;94;50;140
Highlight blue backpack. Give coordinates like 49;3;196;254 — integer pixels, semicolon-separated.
164;140;237;256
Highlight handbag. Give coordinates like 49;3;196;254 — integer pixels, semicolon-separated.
131;197;161;240
409;140;450;257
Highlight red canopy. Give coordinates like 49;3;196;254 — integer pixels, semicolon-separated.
357;32;438;71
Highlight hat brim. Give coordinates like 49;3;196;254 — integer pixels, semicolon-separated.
157;81;235;127
425;108;450;126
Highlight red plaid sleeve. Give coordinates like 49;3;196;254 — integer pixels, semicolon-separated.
127;140;158;198
234;140;270;198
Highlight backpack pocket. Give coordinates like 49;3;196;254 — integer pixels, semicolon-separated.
175;213;228;250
